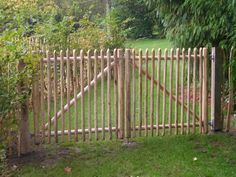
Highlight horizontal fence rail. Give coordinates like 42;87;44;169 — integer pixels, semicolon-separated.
32;48;209;143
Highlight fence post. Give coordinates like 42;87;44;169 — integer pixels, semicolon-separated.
226;48;234;132
211;47;224;131
202;48;208;134
125;49;131;140
17;60;32;155
32;64;40;145
118;49;125;139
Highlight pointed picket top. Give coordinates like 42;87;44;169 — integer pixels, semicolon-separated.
59;50;63;56
194;48;198;56
100;49;105;56
164;48;168;57
107;48;111;57
151;48;155;55
72;49;76;58
87;49;91;57
138;49;142;57
113;48;117;57
188;48;191;56
46;50;50;58
80;49;84;58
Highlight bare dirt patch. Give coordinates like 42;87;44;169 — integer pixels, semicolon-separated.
7;145;79;170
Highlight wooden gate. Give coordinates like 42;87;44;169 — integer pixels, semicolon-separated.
32;48;209;143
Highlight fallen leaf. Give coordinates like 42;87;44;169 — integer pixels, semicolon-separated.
64;166;72;173
12;165;17;170
193;157;198;161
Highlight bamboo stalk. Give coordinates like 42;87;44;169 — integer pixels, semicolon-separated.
73;50;78;141
181;48;185;134
175;48;180;135
150;49;155;136
53;51;58;143
157;49;161;136
162;49;168;135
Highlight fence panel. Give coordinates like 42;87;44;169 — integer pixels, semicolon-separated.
34;48;209;143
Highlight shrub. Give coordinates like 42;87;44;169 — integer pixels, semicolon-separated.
0;31;39;163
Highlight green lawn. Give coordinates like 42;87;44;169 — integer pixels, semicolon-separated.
13;134;236;177
126;38;172;51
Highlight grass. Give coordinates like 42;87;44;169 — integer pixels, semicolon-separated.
13;134;236;177
125;38;172;51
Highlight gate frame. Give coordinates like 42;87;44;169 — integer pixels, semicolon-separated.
17;47;227;155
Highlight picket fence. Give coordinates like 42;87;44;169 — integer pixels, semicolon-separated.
30;48;211;144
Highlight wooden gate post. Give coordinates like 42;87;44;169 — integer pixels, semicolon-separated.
118;49;125;139
125;49;131;139
32;65;40;145
17;60;32;155
211;47;224;131
202;48;209;134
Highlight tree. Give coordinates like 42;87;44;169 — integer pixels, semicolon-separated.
144;0;236;48
111;0;156;39
145;0;236;89
145;0;236;112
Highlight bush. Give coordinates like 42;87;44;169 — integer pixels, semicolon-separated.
0;31;39;162
0;1;125;162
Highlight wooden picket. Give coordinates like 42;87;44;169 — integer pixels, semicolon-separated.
33;47;211;143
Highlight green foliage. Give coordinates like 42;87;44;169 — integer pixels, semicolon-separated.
0;0;125;161
144;0;236;48
111;0;157;39
0;30;39;169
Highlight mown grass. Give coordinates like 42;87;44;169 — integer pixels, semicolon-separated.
126;38;172;51
14;134;236;177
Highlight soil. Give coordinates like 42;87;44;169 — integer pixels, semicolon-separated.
7;145;79;170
